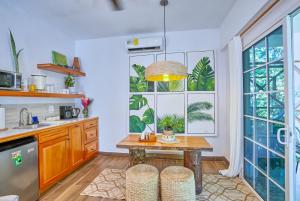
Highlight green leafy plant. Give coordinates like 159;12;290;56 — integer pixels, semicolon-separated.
64;75;75;88
157;80;184;92
157;114;185;133
187;57;215;91
9;29;23;73
129;95;154;133
130;64;154;92
187;102;214;123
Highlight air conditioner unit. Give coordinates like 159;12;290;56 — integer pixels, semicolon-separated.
126;37;164;53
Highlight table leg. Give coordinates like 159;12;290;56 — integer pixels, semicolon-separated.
129;148;146;167
184;150;202;195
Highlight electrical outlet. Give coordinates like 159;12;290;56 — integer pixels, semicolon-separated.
48;105;54;113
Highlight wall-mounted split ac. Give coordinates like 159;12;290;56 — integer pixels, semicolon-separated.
126;37;164;53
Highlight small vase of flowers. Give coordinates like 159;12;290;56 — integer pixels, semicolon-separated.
81;97;93;118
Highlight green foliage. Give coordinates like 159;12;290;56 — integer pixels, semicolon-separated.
64;75;75;87
142;108;154;125
130;64;154;92
187;102;214;123
157;114;185;133
129;95;154;133
157;80;184;92
129;115;146;133
9;29;23;73
187;57;215;91
129;95;148;110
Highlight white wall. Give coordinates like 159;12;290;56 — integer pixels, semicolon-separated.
220;0;271;48
76;29;230;157
0;3;75;105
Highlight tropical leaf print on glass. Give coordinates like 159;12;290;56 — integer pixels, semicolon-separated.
130;64;154;92
129;95;154;133
187;57;215;91
157;80;184;92
187;102;214;123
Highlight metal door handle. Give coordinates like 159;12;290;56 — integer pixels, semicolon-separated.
277;127;288;145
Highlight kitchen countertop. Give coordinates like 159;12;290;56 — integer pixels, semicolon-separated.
0;117;98;143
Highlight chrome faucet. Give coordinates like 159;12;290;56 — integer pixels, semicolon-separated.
19;108;29;126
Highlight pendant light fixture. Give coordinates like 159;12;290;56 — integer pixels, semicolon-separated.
145;0;187;82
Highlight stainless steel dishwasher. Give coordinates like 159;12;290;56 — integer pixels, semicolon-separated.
0;137;38;201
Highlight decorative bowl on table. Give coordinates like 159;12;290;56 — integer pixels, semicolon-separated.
158;130;177;144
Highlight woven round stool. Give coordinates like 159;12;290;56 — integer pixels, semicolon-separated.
160;166;196;201
126;164;159;201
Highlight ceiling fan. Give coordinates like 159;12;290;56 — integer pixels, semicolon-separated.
109;0;123;11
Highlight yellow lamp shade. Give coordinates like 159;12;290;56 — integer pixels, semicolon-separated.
145;61;187;82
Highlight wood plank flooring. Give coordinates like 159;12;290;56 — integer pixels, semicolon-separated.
40;154;228;201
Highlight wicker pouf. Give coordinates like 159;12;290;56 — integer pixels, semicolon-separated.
160;166;196;201
126;164;159;201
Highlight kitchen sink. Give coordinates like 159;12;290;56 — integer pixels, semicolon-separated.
13;123;54;129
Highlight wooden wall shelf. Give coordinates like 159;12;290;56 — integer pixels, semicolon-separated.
37;64;86;77
0;90;84;98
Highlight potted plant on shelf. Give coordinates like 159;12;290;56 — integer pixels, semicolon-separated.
9;29;23;73
64;75;75;94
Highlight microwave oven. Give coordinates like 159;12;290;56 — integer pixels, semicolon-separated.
0;70;22;90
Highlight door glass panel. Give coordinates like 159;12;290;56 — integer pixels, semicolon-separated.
244;160;254;187
268;60;284;91
243;47;254;71
244;117;254;139
245;139;254;162
243;25;285;201
244;94;254;116
255;93;268;119
255;168;267;200
269;92;285;122
269;151;285;188
254;39;267;68
255;67;267;92
244;70;254;93
255;119;267;146
267;27;284;62
269;122;285;155
256;144;267;173
269;180;285;201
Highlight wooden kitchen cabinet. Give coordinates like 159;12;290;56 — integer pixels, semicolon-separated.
39;134;70;191
38;118;99;192
69;124;84;169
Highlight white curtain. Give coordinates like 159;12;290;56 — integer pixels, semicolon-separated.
219;36;243;177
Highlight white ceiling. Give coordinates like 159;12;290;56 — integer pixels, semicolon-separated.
1;0;236;40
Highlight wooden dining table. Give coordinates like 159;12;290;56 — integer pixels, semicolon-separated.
116;134;213;194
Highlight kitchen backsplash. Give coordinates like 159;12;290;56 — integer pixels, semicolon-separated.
1;103;75;128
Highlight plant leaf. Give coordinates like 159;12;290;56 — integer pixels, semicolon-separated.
132;64;145;79
16;48;24;58
129;115;146;133
157;114;185;133
142;108;154;125
129;95;148;110
187;102;213;113
188;112;214;123
157;82;169;92
187;57;215;91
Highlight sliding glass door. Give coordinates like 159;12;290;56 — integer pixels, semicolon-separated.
243;26;287;201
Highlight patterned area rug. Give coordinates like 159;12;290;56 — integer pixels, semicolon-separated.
81;168;259;201
80;168;126;200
